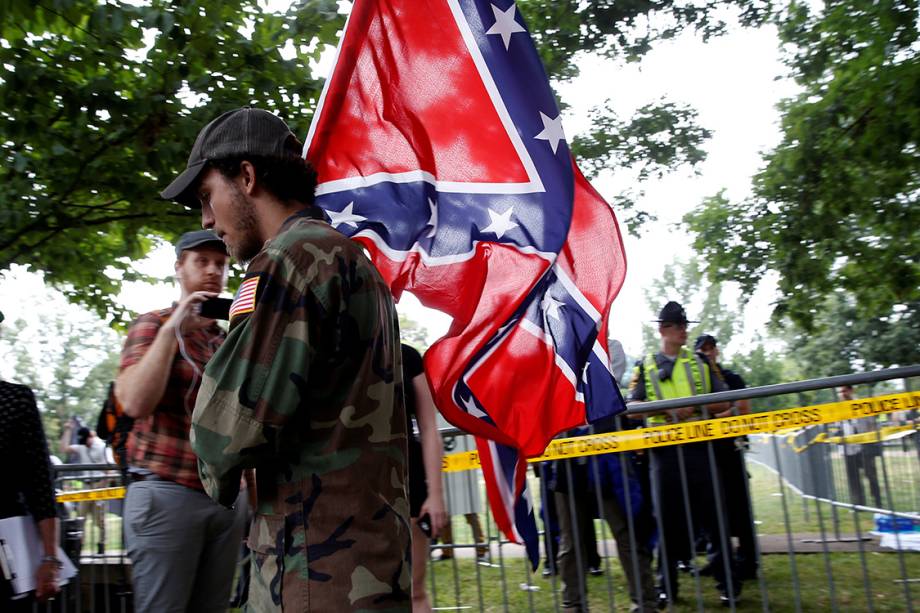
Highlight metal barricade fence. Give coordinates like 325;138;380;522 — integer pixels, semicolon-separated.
30;366;919;612
33;464;132;613
425;367;920;612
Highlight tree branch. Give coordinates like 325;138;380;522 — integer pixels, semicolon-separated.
1;209;192;271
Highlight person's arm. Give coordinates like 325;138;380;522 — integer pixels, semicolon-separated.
625;363;649;420
191;249;307;507
16;385;61;601
58;420;75;455
608;338;627;382
702;360;730;416
115;291;216;419
413;373;447;538
34;516;60;602
715;370;750;417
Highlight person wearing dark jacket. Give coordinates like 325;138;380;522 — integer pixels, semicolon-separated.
549;417;658;612
0;310;62;610
627;302;737;606
695;334;759;581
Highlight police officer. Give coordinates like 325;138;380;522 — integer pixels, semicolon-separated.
695;334;759;581
627;301;739;606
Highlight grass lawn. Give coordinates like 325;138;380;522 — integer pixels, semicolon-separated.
427;457;919;611
426;553;920;612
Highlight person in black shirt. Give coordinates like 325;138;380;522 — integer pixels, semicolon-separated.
402;343;448;613
0;310;62;609
695;334;759;581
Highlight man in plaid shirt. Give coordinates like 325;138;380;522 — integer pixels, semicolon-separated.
114;230;247;612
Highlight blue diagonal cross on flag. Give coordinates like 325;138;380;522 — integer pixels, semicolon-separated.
304;0;627;569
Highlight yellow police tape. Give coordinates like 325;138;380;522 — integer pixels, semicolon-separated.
784;423;919;452
57;486;126;503
54;392;918;498
441;390;920;472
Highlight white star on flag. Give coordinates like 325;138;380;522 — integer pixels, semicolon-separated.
541;293;564;320
326;201;366;229
534;111;566;154
461;394;487;418
485;3;526;50
425;197;438;238
481;207;519;239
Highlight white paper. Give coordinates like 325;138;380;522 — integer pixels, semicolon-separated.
0;516;77;596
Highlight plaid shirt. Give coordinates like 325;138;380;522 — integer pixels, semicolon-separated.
119;305;225;490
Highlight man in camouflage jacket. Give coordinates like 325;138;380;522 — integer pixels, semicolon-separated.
160;107;411;611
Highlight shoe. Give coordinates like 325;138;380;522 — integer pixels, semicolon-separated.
434;553;453;562
676;560;695;574
589;565;604;576
718;583;742;607
542;566;557;578
656;591;673;609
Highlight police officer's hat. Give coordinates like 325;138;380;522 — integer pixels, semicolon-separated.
654;301;698;325
694;334;718;350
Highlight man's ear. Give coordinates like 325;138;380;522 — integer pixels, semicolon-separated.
239;160;257;196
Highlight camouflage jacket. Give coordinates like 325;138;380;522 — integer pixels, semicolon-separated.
191;213;411;611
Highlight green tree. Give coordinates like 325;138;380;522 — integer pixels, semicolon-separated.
0;311;121;438
785;292;920;376
685;1;920;331
728;342;796;411
1;0;769;320
398;312;431;353
0;0;342;323
518;0;772;79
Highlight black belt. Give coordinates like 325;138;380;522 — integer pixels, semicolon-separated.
128;471;164;483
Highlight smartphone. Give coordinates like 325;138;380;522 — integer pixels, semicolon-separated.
417;513;432;538
199;297;232;320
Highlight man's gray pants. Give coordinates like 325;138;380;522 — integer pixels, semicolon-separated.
124;480;248;613
555;492;657;612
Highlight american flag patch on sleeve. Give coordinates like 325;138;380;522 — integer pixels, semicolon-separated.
229;276;259;320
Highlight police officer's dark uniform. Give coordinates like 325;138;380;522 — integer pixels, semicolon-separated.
627;302;740;605
694;335;759;582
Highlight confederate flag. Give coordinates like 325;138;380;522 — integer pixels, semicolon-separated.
304;0;627;569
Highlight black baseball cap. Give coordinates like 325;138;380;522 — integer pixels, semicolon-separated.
0;310;4;324
654;301;698;325
160;107;303;206
174;230;228;257
694;334;718;350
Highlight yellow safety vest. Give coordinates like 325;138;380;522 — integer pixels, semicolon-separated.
642;347;711;425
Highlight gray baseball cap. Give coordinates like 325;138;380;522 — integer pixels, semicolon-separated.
160;107;303;206
174;230;228;257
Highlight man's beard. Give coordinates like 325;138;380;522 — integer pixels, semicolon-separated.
227;188;262;263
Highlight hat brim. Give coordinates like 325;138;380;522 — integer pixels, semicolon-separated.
652;319;700;324
160;160;207;206
179;237;228;255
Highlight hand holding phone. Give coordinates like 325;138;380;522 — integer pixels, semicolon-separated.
417;513;432;538
198;297;232;320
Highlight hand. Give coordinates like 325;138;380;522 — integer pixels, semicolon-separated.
35;560;60;602
164;290;217;334
670;407;696;421
419;494;448;540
